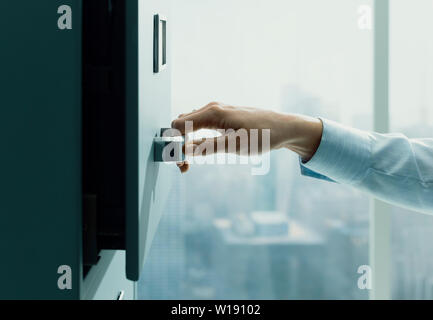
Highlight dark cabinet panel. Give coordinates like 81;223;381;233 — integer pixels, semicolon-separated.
0;0;172;298
125;0;173;281
0;0;82;299
82;0;173;281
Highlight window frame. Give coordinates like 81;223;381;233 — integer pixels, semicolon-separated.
370;0;391;300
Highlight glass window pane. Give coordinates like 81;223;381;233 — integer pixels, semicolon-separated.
390;0;433;300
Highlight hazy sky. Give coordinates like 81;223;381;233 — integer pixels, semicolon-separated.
390;0;433;129
171;0;433;131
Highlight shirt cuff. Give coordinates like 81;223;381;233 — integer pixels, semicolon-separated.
300;163;336;182
301;118;372;185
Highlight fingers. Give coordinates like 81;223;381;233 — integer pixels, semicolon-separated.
175;134;248;174
171;102;225;134
184;133;245;157
176;161;190;173
176;102;219;120
175;137;225;174
176;106;203;119
173;102;252;174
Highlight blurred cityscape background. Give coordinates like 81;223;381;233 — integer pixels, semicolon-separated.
138;0;433;299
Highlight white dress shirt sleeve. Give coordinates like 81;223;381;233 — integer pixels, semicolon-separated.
301;118;433;215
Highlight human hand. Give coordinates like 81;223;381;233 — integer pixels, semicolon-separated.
171;102;323;173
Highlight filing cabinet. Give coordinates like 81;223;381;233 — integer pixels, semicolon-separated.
0;0;173;299
82;251;135;300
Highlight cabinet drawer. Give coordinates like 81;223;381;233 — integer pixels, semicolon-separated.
82;251;135;300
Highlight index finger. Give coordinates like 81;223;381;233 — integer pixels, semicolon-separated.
171;105;225;135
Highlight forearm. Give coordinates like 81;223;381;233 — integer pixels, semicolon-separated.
173;102;433;214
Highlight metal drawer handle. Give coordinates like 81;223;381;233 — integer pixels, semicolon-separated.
154;128;185;162
117;290;125;300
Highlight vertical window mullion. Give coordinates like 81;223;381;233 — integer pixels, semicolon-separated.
370;0;391;300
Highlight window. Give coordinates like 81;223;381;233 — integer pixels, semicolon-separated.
138;0;374;299
390;0;433;299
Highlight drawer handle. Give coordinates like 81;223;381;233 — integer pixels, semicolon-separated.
117;290;125;300
154;128;185;162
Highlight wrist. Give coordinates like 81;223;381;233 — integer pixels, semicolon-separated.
283;115;323;161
